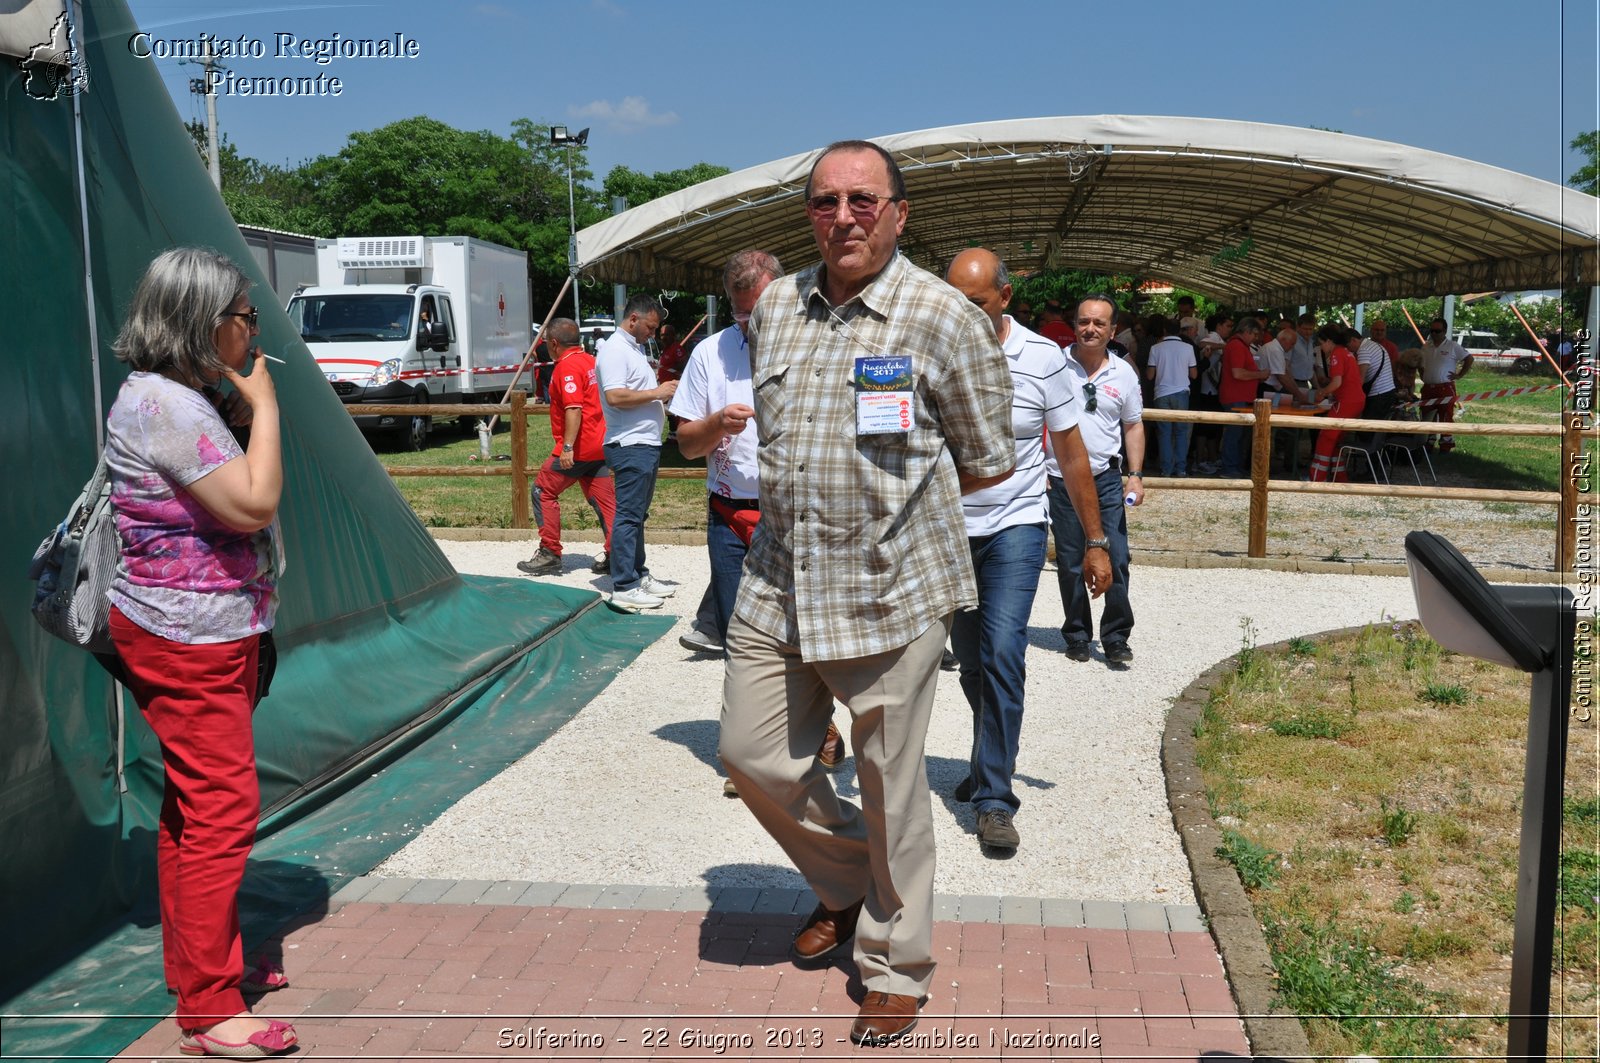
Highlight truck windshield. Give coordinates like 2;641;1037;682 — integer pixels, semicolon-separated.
287;294;415;343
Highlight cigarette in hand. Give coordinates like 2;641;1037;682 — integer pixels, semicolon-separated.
260;353;287;364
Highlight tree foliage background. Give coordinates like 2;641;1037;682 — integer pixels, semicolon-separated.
188;114;726;318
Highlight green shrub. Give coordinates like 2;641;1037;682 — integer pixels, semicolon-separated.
1217;828;1281;889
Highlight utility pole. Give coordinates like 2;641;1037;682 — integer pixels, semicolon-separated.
183;43;221;190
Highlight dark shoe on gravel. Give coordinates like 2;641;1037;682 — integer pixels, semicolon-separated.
976;809;1020;851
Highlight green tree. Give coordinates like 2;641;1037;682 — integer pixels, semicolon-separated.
1569;130;1599;196
1009;269;1136;314
602;162;731;210
185;121;327;234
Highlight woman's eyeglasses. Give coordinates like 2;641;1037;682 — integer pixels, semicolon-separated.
223;307;259;329
805;192;900;219
1082;381;1098;413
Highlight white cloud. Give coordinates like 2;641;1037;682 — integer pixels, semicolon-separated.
569;96;679;133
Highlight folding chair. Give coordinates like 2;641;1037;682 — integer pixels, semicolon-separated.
1380;405;1437;485
1337;431;1390;484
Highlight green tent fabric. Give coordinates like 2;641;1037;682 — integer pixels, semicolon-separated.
1;0;667;1041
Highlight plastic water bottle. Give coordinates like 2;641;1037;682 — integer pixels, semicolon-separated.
1125;492;1138;507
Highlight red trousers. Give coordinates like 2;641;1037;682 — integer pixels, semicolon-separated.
533;455;616;556
110;607;260;1030
1309;405;1363;483
1420;382;1457;449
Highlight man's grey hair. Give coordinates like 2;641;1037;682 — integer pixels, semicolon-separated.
990;256;1010;290
546;317;579;347
804;139;907;200
112;247;251;390
1236;316;1263;333
723;250;783;297
622;292;663;322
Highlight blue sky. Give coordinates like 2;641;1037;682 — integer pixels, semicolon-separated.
121;0;1598;189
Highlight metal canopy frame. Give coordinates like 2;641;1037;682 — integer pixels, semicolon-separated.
574;115;1599;306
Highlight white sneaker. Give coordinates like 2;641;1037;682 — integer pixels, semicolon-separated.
640;574;679;598
608;587;665;612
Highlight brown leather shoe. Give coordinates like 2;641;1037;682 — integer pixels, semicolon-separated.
817;720;846;769
850;991;919;1045
790;898;863;967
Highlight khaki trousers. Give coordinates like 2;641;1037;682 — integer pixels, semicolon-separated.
719;612;950;999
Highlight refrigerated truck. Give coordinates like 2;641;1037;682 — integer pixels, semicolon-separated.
286;235;532;449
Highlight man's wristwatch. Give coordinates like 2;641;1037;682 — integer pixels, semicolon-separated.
1085;537;1111;552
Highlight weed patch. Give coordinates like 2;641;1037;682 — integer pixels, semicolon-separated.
1192;621;1597;1057
1217;828;1281;889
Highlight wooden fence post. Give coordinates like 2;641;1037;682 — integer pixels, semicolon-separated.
1559;412;1585;574
510;391;530;530
1247;398;1273;558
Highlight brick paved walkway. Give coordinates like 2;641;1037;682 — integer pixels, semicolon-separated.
116;879;1247;1061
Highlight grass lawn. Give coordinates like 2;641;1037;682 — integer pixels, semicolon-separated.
374;411;711;531
1195;619;1597;1059
360;369;1592;531
1445;367;1587;493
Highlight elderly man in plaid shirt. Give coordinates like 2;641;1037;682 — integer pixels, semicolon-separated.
718;140;1024;1046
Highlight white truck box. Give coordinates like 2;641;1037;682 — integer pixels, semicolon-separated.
286;235;531;448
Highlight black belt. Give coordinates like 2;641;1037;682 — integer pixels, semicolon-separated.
712;494;760;509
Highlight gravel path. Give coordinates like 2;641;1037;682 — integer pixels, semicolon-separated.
379;540;1418;903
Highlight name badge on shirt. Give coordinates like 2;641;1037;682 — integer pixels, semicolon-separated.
854;356;913;435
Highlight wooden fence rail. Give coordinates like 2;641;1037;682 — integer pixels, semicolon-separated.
351;394;1594;571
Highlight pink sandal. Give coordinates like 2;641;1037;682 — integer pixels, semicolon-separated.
241;958;288;993
179;1019;297;1057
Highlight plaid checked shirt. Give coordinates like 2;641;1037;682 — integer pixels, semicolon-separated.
736;252;1015;662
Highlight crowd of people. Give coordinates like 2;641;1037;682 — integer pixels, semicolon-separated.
104;137;1500;1054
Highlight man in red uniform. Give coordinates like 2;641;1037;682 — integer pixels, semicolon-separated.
1216;317;1270;477
517;317;616;576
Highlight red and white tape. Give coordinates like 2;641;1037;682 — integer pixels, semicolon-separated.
1415;383;1564;409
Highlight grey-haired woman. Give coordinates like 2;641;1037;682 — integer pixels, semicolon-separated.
105;247;294;1057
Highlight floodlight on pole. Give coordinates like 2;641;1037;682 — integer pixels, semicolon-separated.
549;125;589;322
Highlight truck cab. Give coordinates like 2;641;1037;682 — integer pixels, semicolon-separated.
288;284;455;449
286;236;531;450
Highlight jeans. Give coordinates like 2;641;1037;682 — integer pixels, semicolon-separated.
602;442;661;592
1048;469;1133;647
1152;391;1191;477
950;522;1046;817
1220;425;1251;478
707;500;748;641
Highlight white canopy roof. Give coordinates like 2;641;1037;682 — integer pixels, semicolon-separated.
575;115;1599;306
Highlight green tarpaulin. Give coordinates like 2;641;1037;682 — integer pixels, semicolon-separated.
0;3;667;1057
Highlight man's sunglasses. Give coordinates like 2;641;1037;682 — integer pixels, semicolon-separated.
805;192;900;219
1082;381;1098;413
223;307;260;328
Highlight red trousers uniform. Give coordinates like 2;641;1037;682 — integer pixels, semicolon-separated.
1419;382;1458;450
1309;402;1367;483
110;607;261;1030
532;455;616;557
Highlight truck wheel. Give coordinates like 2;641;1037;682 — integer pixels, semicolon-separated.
397;396;430;451
1513;357;1535;373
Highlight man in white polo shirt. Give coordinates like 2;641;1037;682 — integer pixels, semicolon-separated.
1144;318;1197;478
596;293;679;612
1048;294;1146;666
1419;318;1473;451
944;249;1108;853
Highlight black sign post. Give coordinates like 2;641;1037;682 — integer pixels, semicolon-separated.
1404;531;1576;1062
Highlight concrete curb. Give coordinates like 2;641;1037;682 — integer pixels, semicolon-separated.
426;528;1573;583
1160;622;1377;1062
